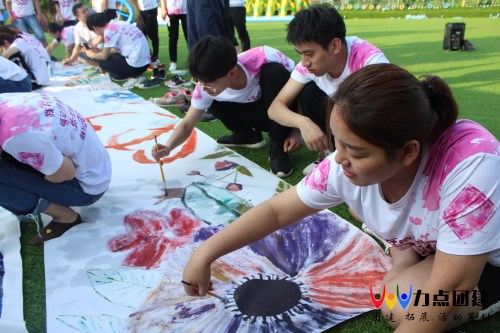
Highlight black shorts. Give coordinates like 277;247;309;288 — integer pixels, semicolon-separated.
477;263;500;308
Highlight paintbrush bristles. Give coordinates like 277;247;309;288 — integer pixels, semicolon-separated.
181;280;226;303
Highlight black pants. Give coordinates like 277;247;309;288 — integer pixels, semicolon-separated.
98;53;148;80
298;82;329;133
478;263;500;308
229;6;250;51
167;14;187;63
209;63;293;143
186;0;235;50
139;8;159;59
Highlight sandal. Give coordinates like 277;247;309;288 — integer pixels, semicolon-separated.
30;213;83;245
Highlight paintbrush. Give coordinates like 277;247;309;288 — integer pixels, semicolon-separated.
181;280;226;303
154;135;168;196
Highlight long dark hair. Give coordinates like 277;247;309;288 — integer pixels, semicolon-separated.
329;63;458;157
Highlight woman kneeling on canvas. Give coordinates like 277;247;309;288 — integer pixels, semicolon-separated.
0;93;112;245
183;63;499;331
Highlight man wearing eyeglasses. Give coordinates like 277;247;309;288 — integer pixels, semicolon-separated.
153;36;296;178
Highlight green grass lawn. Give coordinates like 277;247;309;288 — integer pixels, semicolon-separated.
23;16;500;332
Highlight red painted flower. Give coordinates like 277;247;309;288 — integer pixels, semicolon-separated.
107;208;202;269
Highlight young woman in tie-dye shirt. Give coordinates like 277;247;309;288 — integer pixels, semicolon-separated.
182;64;499;333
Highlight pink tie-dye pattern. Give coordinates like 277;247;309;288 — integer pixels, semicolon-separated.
18;152;44;170
237;47;268;77
409;216;422;225
347;40;382;73
192;86;202;101
422;120;499;211
304;158;331;192
442;184;495;240
0;103;44;145
295;62;309;76
107;21;120;32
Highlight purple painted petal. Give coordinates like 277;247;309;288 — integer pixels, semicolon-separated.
249;211;349;276
226;183;243;191
193;225;224;242
215;160;239;171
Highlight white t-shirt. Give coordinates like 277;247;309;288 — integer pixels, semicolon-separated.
0;57;28;81
191;46;295;110
165;0;186;14
297;120;500;266
104;20;150;68
51;25;75;46
137;0;157;11
0;93;112;195
52;0;76;21
73;21;99;45
92;0;115;12
11;35;49;85
8;0;35;18
291;36;389;96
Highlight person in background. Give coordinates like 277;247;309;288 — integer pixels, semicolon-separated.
46;22;75;60
268;4;389;175
62;4;103;67
86;12;150;88
91;0;116;21
229;0;250;52
182;63;500;333
0;93;112;245
132;0;159;64
160;0;187;71
53;0;79;27
0;26;50;89
0;0;5;27
0;56;31;92
153;36;297;178
185;0;226;50
5;0;48;47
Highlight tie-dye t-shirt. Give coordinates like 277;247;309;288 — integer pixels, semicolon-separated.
11;35;50;85
53;0;76;21
0;93;112;195
191;46;295;111
291;36;389;96
297;120;500;265
9;0;35;18
52;25;75;46
103;20;151;68
165;0;186;14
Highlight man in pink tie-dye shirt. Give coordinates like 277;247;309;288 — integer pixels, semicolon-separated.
153;36;297;178
268;4;389;176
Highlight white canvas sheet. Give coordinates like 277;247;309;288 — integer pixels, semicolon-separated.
36;66;391;333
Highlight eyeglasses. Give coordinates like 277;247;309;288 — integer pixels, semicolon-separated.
190;78;217;93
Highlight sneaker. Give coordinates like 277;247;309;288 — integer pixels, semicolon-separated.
169;62;177;71
165;75;192;88
150;91;187;106
123;75;146;89
147;58;160;71
302;150;333;175
217;130;266;148
110;75;129;82
200;111;216;122
157;68;167;80
180;89;192;102
138;77;161;89
269;141;293;178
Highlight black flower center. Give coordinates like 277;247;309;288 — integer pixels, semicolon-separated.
233;277;302;316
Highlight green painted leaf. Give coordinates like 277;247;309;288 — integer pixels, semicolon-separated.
87;267;162;308
275;180;291;193
56;314;126;333
235;165;253;177
200;151;234;159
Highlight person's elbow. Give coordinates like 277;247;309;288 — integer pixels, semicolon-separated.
45;157;76;183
